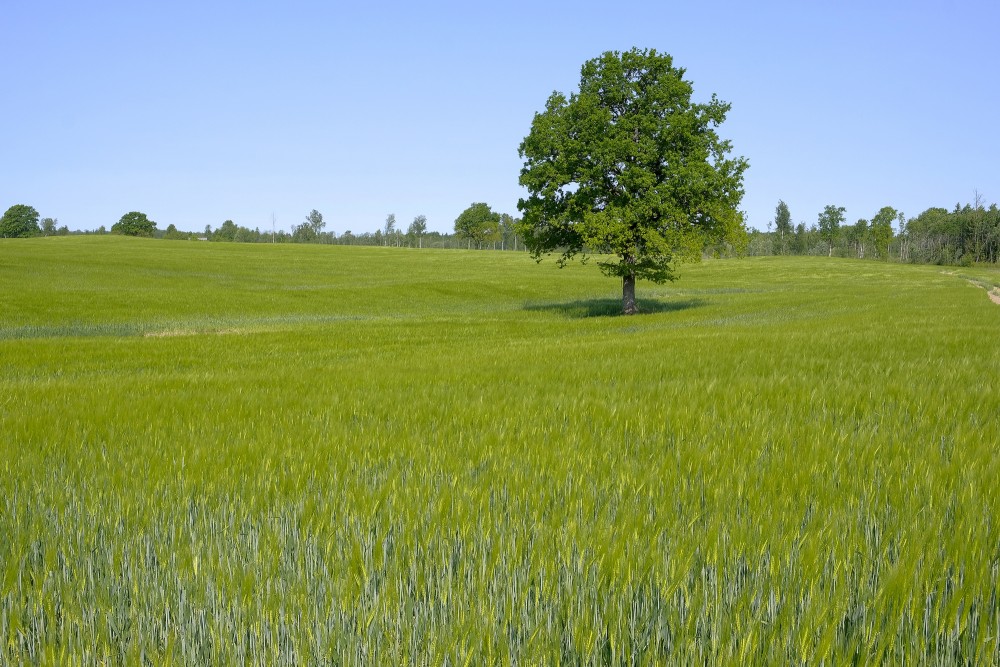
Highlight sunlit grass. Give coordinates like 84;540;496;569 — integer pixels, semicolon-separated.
1;237;998;664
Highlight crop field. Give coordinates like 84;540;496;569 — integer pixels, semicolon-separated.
1;236;998;665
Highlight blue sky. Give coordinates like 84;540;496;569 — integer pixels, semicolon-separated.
4;1;998;234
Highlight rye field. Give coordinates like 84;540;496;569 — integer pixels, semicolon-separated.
1;236;998;665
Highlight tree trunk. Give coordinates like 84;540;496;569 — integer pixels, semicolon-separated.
622;274;638;315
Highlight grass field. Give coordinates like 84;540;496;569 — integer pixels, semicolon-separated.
1;236;998;665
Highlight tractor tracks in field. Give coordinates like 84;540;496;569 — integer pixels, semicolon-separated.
942;270;1000;305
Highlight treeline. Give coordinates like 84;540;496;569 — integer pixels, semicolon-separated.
183;208;528;250
0;205;71;238
748;198;1000;266
0;204;530;251
10;199;999;267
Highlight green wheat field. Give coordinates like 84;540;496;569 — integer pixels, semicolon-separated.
2;236;998;665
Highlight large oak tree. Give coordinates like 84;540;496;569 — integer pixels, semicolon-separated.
517;48;748;314
112;211;156;237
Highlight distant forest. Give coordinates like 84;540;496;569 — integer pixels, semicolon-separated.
746;198;1000;266
5;199;1000;267
113;198;1000;266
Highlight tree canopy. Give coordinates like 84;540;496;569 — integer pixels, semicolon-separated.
869;206;897;260
773;201;792;255
0;204;41;238
305;210;325;235
517;48;748;313
112;211;156;237
817;205;846;257
408;215;428;248
454;203;500;249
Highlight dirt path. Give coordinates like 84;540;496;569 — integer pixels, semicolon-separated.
943;270;1000;306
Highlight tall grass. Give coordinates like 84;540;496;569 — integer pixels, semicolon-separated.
1;237;998;664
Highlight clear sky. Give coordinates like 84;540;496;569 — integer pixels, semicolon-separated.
4;0;998;234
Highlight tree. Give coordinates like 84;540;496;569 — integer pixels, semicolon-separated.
40;217;58;236
869;206;897;260
111;211;156;237
215;219;238;242
383;214;396;246
498;213;518;250
817;205;845;257
773;201;792;255
517;49;748;314
846;219;869;258
454;202;500;249
306;209;326;235
789;222;806;255
408;214;427;248
897;211;910;262
0;204;41;238
164;223;186;240
292;222;316;243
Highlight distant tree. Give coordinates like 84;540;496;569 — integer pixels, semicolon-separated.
517;48;748;314
292;222;317;243
40;217;58;236
0;204;41;238
408;214;427;248
773;201;792;255
498;213;518;250
897;211;910;262
97;225;107;235
214;219;238;242
306;209;326;235
164;223;185;240
112;211;156;237
790;222;807;255
847;219;869;258
869;206;897;260
383;214;397;245
454;202;500;249
817;205;845;257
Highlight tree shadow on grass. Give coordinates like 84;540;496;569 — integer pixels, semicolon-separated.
524;297;707;319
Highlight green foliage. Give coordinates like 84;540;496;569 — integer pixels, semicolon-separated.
111;210;156;237
306;209;325;234
454;202;500;248
518;48;748;295
817;205;845;256
752;197;1000;266
163;223;187;240
2;238;998;664
215;219;239;242
291;222;316;243
289;212;334;244
845;218;870;258
0;204;41;238
382;214;401;247
407;215;428;247
773;200;792;255
905;203;1000;265
869;206;897;260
